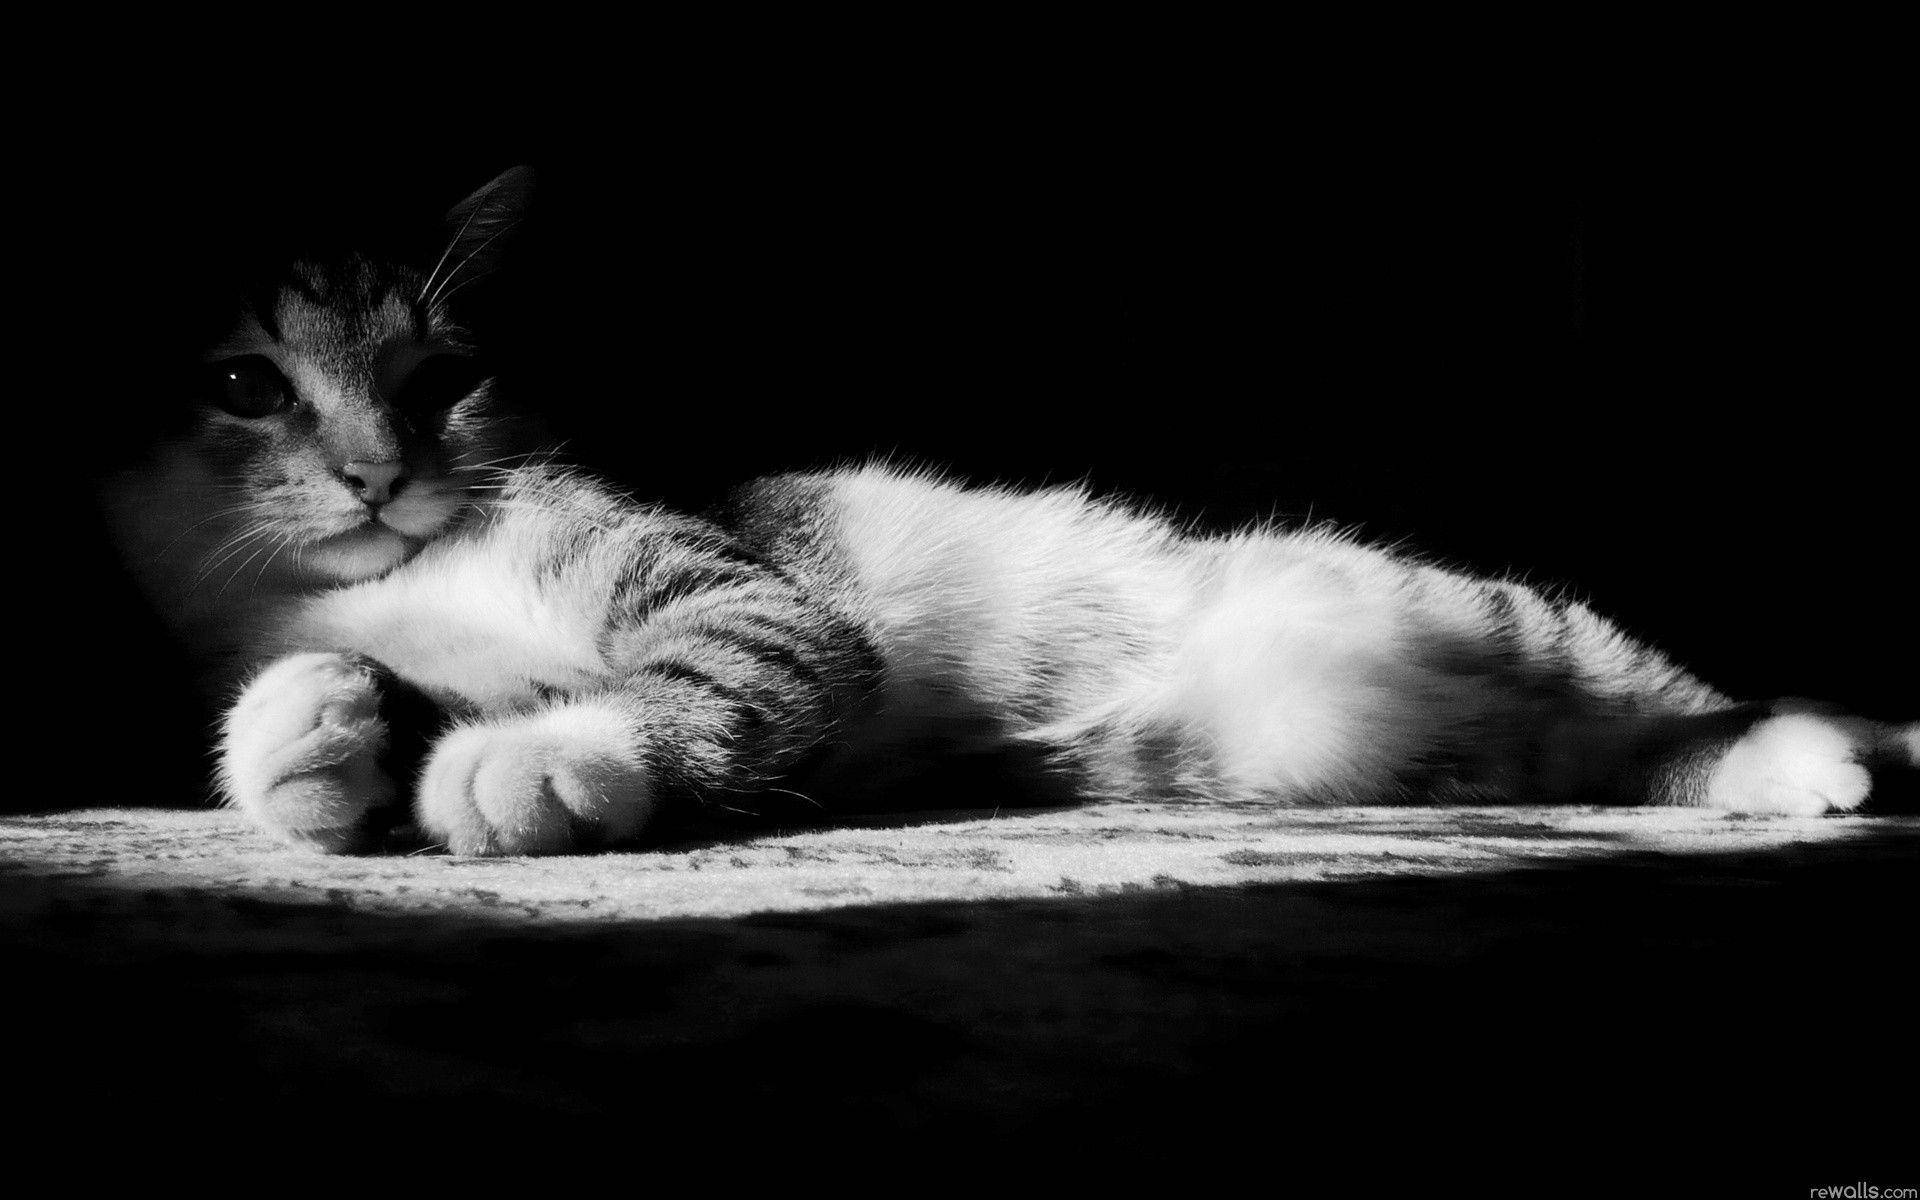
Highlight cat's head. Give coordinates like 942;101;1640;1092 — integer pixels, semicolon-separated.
152;167;540;583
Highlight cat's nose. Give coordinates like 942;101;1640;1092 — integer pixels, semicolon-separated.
340;460;407;506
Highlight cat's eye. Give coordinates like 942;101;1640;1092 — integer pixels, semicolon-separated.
392;355;488;413
208;356;292;418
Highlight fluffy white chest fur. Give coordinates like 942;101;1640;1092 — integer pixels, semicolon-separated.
292;528;610;711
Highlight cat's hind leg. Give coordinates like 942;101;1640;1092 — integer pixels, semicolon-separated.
219;653;399;852
1412;572;1909;813
1700;707;1920;815
1537;704;1909;814
1699;709;1873;815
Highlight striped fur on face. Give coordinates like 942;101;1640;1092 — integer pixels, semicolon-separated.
107;169;1919;856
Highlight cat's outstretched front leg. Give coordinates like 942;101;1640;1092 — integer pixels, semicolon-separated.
416;697;656;855
414;560;879;856
219;652;400;852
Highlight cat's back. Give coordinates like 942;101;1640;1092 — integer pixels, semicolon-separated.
731;464;1195;662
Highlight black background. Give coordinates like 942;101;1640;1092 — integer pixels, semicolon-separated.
30;52;1915;801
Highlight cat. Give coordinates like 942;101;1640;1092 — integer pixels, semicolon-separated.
100;166;1920;855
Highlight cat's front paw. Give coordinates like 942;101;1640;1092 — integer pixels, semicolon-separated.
220;653;397;852
417;701;655;855
1704;712;1872;816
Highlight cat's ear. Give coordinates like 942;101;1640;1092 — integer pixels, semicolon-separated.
426;166;535;298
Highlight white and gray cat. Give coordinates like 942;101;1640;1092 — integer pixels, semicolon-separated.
101;167;1919;855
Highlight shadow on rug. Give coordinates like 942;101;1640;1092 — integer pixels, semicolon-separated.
1;805;1912;1185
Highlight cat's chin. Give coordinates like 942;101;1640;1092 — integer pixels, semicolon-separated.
302;523;422;581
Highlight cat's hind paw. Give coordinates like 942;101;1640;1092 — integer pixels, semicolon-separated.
1704;712;1872;816
417;701;655;856
220;653;397;852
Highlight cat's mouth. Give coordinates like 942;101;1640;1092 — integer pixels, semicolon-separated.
373;481;465;541
384;480;466;537
294;485;467;581
302;519;420;580
370;508;435;538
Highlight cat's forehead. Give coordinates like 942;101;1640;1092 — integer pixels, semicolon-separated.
202;255;435;377
272;257;424;358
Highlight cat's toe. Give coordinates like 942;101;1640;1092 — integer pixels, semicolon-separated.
1704;712;1871;815
220;652;396;852
417;702;655;856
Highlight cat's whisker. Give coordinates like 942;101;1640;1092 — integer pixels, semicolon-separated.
417;198;488;307
197;514;280;557
444;445;570;485
430;270;497;312
189;525;270;581
248;526;306;583
147;500;279;563
763;787;824;810
246;529;303;597
213;535;283;600
445;480;506;495
190;522;281;591
427;218;524;312
442;471;518;493
450;450;550;474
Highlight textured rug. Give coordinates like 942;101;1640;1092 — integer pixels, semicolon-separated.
3;802;1914;1182
0;802;1907;922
